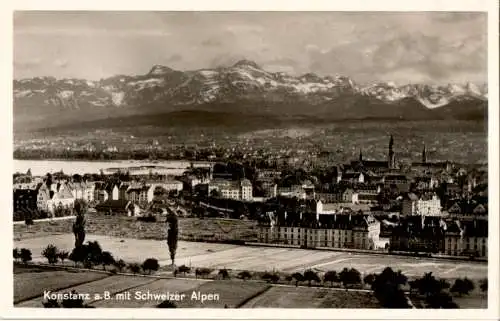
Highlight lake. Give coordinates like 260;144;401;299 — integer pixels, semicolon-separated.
13;159;211;176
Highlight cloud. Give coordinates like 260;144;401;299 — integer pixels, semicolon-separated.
53;59;68;68
15;27;171;37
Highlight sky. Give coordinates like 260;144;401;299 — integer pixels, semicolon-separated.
13;11;487;84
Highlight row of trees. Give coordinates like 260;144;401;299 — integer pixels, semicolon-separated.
39;242;161;275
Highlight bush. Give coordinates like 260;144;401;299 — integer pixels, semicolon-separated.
114;259;127;272
451;278;475;296
57;251;69;264
195;267;212;279
303;269;321;287
128;263;141;275
137;215;157;222
218;268;230;280
20;248;32;265
69;245;87;267
42;245;59;265
13;248;20;263
237;270;252;281
261;272;280;284
291;272;304;287
323;271;339;287
157;300;177;308
142;258;159;274
101;251;115;271
177;265;191;275
480;279;487;293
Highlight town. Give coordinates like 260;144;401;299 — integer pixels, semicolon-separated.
13;135;488;260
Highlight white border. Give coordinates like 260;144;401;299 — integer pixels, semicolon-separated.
1;0;498;320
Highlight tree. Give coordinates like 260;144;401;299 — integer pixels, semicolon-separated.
177;265;191;276
166;213;179;267
413;272;457;308
218;268;230;280
58;250;69;265
339;268;362;289
371;267;409;308
323;270;339;287
42;244;59;265
128;263;141;275
261;272;279;284
13;248;20;263
72;200;87;248
303;269;320;287
237;270;252;281
363;273;377;287
157;300;177;308
291;272;304;287
195;268;212;279
114;259;126;272
86;241;103;268
101;251;115;271
451;278;475;296
142;258;160;275
69;245;88;267
20;248;32;266
480;279;488;293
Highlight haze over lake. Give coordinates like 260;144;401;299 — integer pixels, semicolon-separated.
13;159;201;176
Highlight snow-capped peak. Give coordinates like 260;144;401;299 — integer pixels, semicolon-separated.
148;65;174;76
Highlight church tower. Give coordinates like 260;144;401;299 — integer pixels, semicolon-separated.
422;144;427;164
388;135;395;169
359;149;363;162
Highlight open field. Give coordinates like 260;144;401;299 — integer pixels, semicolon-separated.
175;281;271;308
14;267;383;308
241;286;380;308
13;265;108;304
14;234;487;280
13;215;259;242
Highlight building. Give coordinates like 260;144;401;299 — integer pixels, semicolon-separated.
257;214;381;250
13;188;38;214
443;220;487;258
46;183;75;214
390;216;446;253
208;179;253;201
401;193;442;216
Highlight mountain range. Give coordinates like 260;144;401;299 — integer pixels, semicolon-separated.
13;59;488;133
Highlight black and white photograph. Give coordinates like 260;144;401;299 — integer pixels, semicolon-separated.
6;4;499;317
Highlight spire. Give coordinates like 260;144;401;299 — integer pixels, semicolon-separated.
422;144;427;163
389;135;394;150
359;149;363;162
388;134;395;169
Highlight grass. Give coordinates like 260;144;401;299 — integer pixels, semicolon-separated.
13;214;259;242
241;285;382;308
14;266;109;304
174;280;271;308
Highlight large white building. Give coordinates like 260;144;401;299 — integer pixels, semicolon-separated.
258;214;381;250
208;179;253;201
402;193;442;216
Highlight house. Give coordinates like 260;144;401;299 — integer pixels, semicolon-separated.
36;184;52;212
46;182;75;214
95;200;135;216
401;193;442;216
340;172;365;184
442;219;487;258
